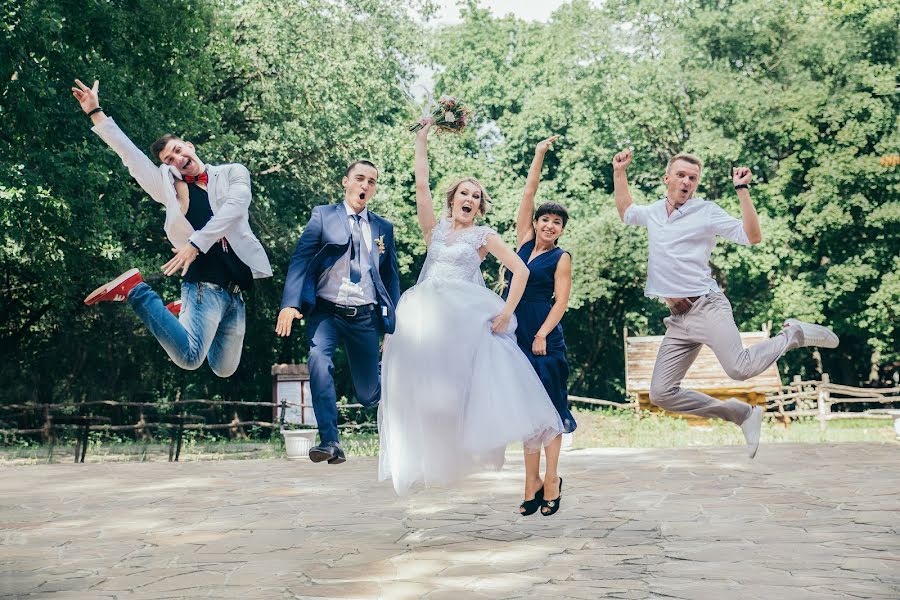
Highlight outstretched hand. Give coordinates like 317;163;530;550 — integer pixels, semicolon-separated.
275;307;303;337
612;149;632;172
162;244;200;277
733;166;753;186
535;135;560;155
71;79;100;114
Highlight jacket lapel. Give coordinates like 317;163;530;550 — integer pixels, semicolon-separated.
335;203;351;241
367;215;387;294
206;166;221;211
368;215;381;262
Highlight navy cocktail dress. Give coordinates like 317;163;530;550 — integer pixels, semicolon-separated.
507;239;576;433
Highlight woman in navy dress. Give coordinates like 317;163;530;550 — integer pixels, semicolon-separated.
508;135;575;517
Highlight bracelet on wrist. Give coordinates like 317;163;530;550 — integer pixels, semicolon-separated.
734;184;749;190
86;107;104;117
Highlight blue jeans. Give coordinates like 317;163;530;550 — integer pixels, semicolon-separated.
128;282;246;378
307;307;382;444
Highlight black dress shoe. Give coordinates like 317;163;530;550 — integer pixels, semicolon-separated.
308;441;346;464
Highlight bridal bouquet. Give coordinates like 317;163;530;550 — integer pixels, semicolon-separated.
409;95;472;134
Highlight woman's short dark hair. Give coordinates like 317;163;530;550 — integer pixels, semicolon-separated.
534;201;569;227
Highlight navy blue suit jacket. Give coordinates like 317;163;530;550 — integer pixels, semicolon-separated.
280;203;401;334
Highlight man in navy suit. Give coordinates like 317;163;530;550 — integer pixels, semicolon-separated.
276;160;401;464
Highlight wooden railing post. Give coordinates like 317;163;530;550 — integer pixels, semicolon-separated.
818;373;831;431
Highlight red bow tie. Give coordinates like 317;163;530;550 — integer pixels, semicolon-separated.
184;171;208;185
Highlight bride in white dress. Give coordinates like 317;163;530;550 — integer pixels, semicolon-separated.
378;119;564;495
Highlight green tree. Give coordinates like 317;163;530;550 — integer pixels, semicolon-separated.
428;0;898;398
0;0;426;410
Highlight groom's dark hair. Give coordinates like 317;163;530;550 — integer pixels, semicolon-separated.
150;134;182;162
345;159;379;179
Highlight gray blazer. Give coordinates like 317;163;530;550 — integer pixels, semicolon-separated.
91;117;272;279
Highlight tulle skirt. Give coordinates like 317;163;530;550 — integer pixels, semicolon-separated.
378;276;564;495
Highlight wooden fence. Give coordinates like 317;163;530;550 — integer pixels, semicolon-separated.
764;374;900;429
2;376;897;442
0;397;371;443
573;376;899;431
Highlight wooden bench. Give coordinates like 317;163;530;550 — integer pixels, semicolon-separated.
624;328;782;419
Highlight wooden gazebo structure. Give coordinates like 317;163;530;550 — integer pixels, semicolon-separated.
624;327;782;416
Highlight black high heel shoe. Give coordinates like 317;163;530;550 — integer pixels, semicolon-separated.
519;486;544;516
541;478;563;516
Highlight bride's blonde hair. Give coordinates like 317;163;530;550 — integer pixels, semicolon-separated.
445;177;491;217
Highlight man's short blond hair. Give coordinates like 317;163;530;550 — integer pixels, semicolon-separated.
666;153;703;174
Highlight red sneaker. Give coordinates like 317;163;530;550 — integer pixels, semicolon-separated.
83;268;143;305
165;300;183;316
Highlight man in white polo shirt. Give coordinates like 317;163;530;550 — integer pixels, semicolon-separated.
612;149;839;458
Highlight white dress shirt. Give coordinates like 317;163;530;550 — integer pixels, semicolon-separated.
317;202;376;306
624;197;750;299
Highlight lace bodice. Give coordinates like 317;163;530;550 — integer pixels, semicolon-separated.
419;219;497;284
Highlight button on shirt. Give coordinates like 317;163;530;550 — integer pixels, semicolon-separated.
624;198;750;299
317;202;376;306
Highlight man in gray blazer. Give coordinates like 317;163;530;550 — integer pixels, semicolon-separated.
73;79;272;377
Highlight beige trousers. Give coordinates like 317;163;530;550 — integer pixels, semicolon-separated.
649;292;799;425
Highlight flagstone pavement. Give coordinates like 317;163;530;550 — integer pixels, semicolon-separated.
1;443;898;599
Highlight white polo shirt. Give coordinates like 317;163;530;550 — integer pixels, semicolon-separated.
624;197;750;299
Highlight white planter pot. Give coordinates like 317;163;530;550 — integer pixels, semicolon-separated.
282;429;318;460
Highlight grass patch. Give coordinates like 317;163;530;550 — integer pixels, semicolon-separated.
1;410;894;465
570;408;898;448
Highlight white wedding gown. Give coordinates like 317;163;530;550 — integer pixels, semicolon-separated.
378;218;564;495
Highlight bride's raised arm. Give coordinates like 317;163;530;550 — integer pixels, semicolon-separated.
516;135;560;249
414;119;438;243
484;234;530;334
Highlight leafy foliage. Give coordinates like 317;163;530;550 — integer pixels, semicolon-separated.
0;0;896;411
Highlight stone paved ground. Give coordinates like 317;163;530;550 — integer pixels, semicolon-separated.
1;443;898;599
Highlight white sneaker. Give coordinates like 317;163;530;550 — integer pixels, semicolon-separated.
740;405;763;459
783;318;839;349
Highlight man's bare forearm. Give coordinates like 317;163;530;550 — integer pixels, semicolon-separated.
738;189;762;244
613;169;633;221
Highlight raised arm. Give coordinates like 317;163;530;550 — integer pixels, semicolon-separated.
516;135;560;248
612;149;634;221
414;119;438;242
484;234;530;334
532;252;572;356
72;78;170;205
733;167;762;244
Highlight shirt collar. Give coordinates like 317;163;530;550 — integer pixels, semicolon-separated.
342;201;368;222
660;196;702;214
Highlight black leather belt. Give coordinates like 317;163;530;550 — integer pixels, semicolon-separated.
316;298;377;318
204;281;243;294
